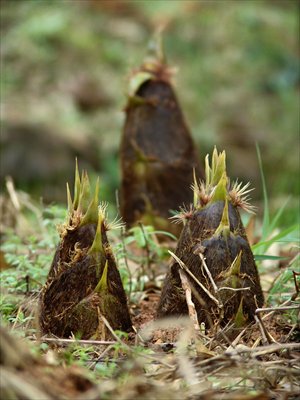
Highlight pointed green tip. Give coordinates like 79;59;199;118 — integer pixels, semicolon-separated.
229;251;242;276
88;207;104;256
80;177;100;226
205;154;211;186
94;260;109;294
128;32;165;98
204;147;227;188
193;168;198;208
77;171;91;214
221;250;242;289
210;172;228;204
66;182;73;215
146;30;165;64
233;297;247;327
73;158;81;209
139;30;171;80
215;197;230;236
211;148;226;186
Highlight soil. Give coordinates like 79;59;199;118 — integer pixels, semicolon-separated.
132;291;160;329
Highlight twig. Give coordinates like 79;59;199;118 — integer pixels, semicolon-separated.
292;270;299;301
132;324;145;345
261;300;299;321
168;250;222;308
229;342;300;356
88;344;115;370
142;352;176;370
254;303;300;347
11;307;23;331
38;337;117;346
256;305;300;314
6;176;21;211
5;176;45;233
230;327;248;347
214;321;237;349
257;303;300;348
255;306;291;345
218;286;251;292
39;336;180;353
252;343;300;357
254;315;275;345
285;324;298;343
100;315;131;351
198;253;219;294
179;269;200;332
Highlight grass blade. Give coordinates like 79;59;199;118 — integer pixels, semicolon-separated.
269;196;290;233
151;230;177;240
252;224;299;252
256;143;269;241
254;255;289;261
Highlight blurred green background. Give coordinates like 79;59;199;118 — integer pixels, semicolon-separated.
1;0;299;223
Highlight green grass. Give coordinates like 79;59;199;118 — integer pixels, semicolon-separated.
1;179;298;329
0;179;298;398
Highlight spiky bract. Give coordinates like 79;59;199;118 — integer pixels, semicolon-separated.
190;147;256;214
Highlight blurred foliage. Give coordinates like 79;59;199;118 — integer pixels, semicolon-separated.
1;0;299;219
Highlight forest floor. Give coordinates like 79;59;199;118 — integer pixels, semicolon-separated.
0;187;299;400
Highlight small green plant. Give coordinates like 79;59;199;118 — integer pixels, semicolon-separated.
251;145;300;313
94;360;118;378
61;344;95;367
0;204;65;325
252;144;299;259
113;224;176;295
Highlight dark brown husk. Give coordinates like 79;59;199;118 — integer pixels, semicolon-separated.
39;168;132;339
120;58;202;235
47;222;96;280
157;160;264;327
40;226;132;338
157;201;264;325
